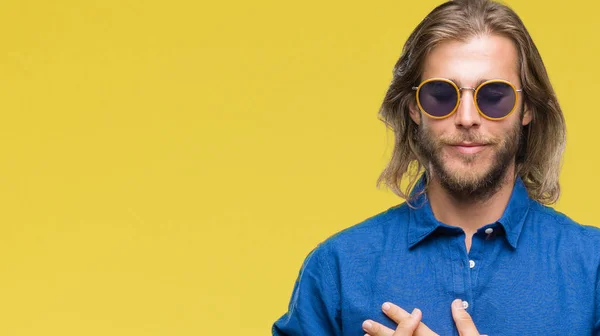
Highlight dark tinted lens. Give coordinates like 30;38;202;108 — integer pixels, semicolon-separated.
476;82;516;119
418;81;458;117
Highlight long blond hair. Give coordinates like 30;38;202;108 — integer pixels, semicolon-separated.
377;0;566;205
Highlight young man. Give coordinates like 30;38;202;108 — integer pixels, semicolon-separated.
273;0;600;335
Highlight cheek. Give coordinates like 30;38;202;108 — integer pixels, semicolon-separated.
421;119;452;137
490;116;521;139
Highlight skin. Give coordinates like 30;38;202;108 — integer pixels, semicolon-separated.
412;34;531;252
362;300;486;336
363;34;532;335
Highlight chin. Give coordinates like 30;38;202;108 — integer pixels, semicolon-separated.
445;157;490;172
442;161;493;183
446;170;487;185
434;156;512;200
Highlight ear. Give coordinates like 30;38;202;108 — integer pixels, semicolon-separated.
409;101;422;125
521;102;532;126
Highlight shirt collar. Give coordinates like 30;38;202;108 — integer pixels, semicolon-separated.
407;175;531;250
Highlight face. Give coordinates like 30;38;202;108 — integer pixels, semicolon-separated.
410;34;532;199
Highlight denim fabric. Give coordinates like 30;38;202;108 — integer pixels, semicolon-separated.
273;177;600;335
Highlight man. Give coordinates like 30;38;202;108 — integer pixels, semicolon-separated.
273;0;600;335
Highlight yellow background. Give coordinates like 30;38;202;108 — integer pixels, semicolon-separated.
0;0;597;334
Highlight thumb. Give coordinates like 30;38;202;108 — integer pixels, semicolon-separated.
451;299;480;336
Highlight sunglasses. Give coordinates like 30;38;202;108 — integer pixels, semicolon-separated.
412;78;523;120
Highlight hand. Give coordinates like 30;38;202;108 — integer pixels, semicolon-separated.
362;299;486;336
362;302;437;336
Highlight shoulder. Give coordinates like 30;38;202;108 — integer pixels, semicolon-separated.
528;201;600;236
311;203;411;261
527;201;600;250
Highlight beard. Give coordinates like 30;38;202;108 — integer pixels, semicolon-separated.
417;120;523;202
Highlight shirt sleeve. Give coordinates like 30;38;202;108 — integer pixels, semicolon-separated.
272;243;342;336
595;272;600;336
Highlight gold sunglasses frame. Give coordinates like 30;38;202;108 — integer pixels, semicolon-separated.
411;78;523;121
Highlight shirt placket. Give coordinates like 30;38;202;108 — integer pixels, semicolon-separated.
449;232;474;317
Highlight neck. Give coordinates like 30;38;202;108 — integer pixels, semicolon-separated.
426;165;516;237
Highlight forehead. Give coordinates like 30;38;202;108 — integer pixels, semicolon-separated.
421;34;520;87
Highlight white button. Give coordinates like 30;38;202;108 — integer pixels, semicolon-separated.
485;228;494;234
462;301;469;309
469;260;475;268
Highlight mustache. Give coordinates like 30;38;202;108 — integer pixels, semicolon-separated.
438;133;498;145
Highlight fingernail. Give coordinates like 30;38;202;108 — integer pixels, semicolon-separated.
382;302;391;311
411;308;420;317
452;299;463;309
362;321;372;330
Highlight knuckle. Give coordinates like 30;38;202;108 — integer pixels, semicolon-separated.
398;316;416;329
459;314;473;322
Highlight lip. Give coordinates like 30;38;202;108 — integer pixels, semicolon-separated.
450;143;487;154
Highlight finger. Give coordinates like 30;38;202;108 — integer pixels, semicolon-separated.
362;319;395;336
451;299;480;336
381;302;412;324
393;308;422;336
381;302;438;335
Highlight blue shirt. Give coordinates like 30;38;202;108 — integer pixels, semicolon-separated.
272;177;600;335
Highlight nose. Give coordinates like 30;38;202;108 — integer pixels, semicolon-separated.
454;89;482;129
